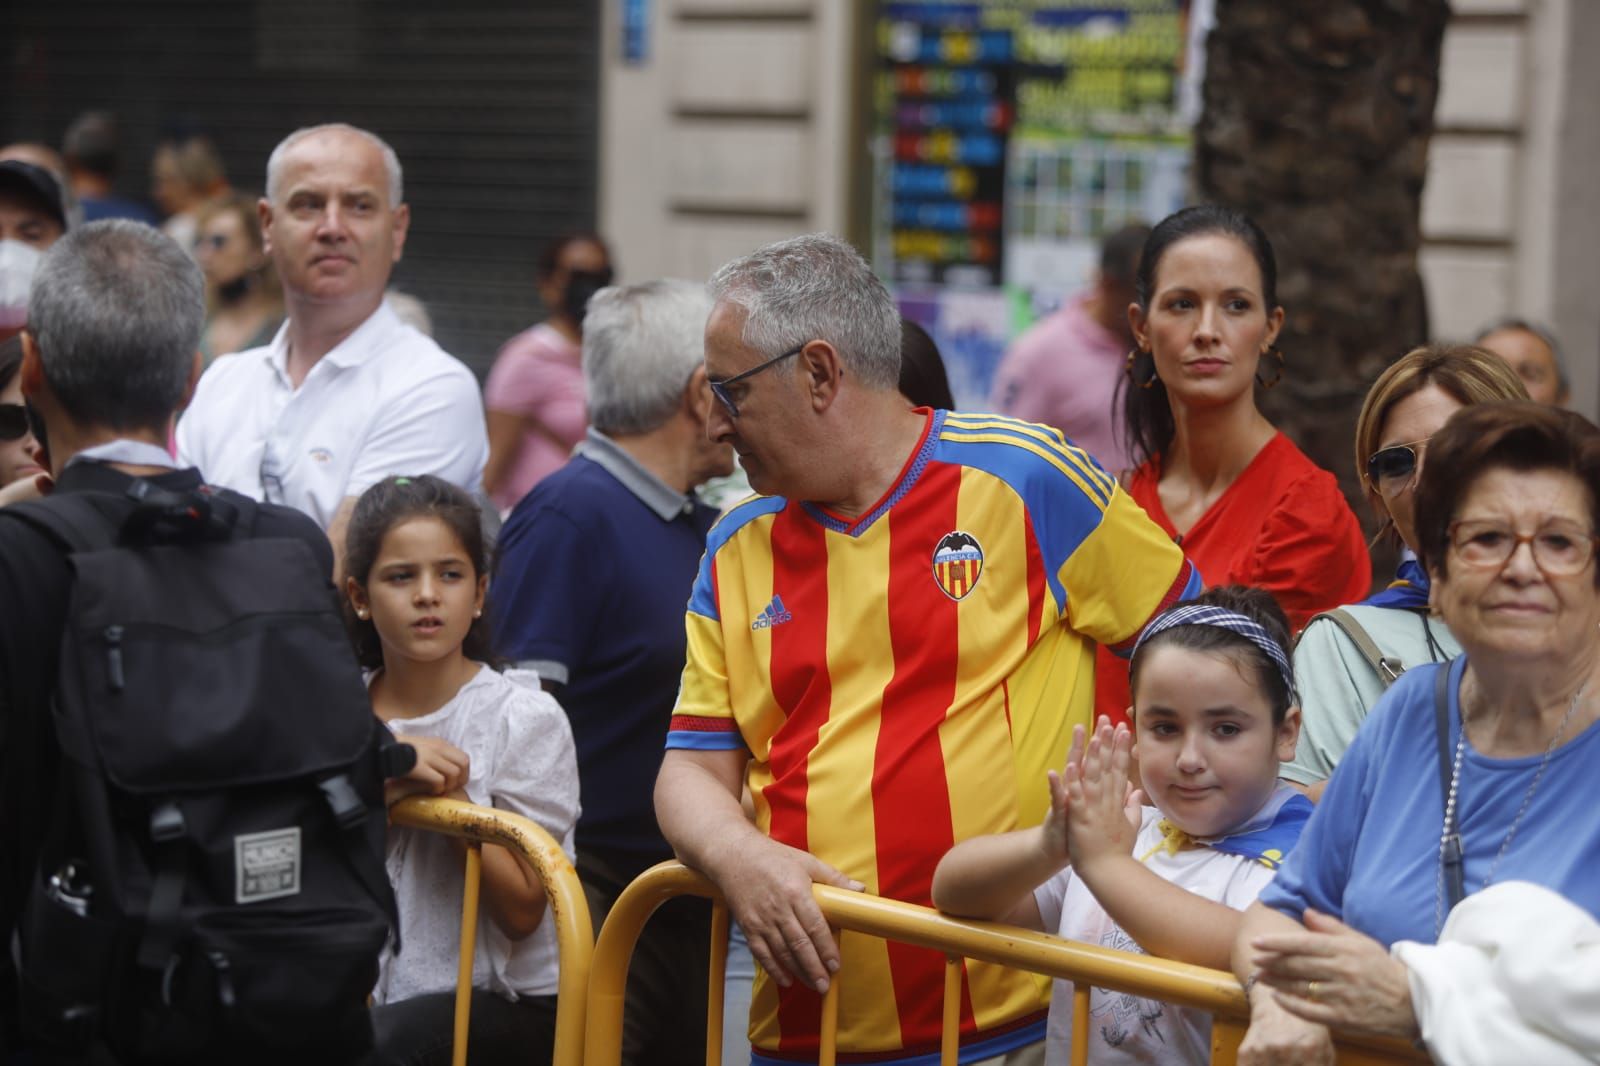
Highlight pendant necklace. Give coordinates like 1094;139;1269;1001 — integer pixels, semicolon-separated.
1434;678;1586;937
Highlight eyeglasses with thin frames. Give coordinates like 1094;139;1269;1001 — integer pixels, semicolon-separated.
708;344;805;420
1447;518;1600;576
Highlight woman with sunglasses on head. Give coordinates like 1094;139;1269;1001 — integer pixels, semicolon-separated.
1094;206;1369;725
1232;401;1600;1065
1286;346;1528;801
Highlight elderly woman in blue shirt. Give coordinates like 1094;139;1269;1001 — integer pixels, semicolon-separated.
1231;401;1600;1064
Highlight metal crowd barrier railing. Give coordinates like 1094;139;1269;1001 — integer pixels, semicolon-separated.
585;861;1428;1066
389;795;593;1066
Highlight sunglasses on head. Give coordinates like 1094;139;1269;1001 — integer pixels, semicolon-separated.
0;403;28;442
1365;437;1430;486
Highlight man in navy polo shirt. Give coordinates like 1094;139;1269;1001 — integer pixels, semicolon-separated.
491;278;734;1066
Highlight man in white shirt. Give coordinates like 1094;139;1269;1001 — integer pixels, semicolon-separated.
177;123;486;561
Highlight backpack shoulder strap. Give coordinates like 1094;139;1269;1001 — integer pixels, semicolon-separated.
2;495;122;554
1302;607;1406;689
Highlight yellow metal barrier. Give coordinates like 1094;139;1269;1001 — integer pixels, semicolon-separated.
390;795;593;1066
586;861;1428;1066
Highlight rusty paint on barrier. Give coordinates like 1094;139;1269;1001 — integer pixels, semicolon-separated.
391;795;593;1066
585;861;1429;1066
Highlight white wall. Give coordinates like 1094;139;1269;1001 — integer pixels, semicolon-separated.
1420;0;1600;417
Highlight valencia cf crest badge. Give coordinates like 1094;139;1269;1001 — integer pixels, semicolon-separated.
932;531;983;601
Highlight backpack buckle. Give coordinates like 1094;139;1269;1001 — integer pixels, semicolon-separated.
319;775;368;831
150;802;186;843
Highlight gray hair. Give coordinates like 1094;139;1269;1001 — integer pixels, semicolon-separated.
265;123;403;206
584;279;712;436
28;220;203;431
1475;317;1569;394
707;233;901;390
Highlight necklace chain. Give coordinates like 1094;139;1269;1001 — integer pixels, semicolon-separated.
1435;677;1586;936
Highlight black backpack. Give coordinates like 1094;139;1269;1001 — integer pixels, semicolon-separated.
4;480;404;1063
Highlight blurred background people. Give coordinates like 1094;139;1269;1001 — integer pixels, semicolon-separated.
1287;344;1528;800
193;190;282;362
385;289;433;336
60;110;159;225
1475;317;1569;407
1095;205;1370;725
150;130;228;252
988;222;1149;474
482;231;613;514
0;159;71;342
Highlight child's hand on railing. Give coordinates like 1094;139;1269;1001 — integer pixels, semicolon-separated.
384;734;471;807
1061;716;1143;877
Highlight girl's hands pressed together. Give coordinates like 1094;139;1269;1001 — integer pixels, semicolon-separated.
1061;716;1144;876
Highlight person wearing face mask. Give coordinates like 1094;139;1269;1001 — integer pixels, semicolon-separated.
193;191;284;363
481;231;614;514
0;159;71;344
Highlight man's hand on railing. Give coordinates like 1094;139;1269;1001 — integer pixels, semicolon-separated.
717;834;864;996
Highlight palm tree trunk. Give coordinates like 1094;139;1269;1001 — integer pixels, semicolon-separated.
1195;0;1451;522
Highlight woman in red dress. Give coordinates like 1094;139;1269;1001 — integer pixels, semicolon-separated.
1095;206;1370;725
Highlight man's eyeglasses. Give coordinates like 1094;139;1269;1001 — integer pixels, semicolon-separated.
1447;519;1600;576
708;344;804;420
0;403;28;442
1366;437;1430;490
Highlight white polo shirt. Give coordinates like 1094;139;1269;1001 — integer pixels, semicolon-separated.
177;301;488;529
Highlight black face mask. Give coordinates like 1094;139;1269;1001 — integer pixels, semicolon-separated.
215;273;254;305
562;267;614;326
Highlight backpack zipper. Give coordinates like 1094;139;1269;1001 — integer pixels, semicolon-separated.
105;625;125;691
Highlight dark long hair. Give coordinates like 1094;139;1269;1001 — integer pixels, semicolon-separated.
899;318;956;410
1121;206;1280;467
342;475;500;670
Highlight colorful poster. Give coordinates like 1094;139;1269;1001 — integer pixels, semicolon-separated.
875;1;1196;397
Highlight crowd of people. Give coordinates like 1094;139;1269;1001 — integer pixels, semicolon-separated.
0;114;1595;1066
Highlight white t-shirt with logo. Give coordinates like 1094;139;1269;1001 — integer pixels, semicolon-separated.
1032;807;1277;1065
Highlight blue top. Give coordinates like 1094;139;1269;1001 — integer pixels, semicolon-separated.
79;195;161;227
1260;656;1600;945
491;433;719;859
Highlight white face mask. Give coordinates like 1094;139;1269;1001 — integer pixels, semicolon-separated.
0;239;44;331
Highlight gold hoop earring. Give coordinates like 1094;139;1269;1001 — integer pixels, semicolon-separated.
1256;346;1285;390
1125;348;1158;389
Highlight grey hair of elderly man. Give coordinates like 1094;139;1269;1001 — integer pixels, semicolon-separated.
584;279;712;436
707;232;902;390
26;219;202;438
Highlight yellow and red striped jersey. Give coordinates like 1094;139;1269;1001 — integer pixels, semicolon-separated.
669;410;1198;1064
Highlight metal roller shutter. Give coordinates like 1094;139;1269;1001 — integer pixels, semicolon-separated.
2;0;600;376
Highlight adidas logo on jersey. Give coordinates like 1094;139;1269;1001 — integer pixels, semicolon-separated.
751;595;793;630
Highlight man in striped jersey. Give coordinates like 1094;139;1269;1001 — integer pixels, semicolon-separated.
655;234;1200;1065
